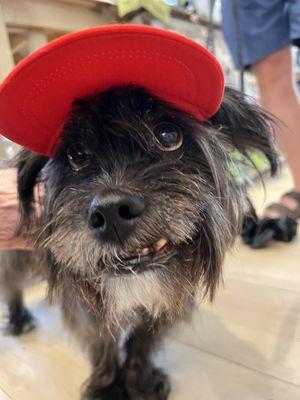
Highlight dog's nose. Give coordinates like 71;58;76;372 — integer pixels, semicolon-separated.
88;193;145;242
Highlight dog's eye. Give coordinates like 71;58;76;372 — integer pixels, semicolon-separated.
67;144;90;171
154;123;183;151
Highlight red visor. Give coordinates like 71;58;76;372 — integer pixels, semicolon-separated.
0;25;224;156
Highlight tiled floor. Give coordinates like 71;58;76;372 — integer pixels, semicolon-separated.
0;167;300;400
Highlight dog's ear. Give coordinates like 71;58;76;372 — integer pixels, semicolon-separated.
16;149;48;230
209;87;279;175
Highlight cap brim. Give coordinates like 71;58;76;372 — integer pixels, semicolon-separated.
0;25;224;156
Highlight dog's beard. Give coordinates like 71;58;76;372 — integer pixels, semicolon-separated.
28;86;246;330
40;170;204;272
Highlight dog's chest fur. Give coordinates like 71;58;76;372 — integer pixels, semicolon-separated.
102;270;187;325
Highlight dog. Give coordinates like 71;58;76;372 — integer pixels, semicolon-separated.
0;85;278;399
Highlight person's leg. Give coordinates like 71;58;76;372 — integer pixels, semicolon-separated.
252;45;300;216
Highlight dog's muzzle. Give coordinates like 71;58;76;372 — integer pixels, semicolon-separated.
89;191;172;274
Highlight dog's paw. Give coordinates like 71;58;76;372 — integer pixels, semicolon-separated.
81;383;127;400
125;366;170;400
5;307;36;336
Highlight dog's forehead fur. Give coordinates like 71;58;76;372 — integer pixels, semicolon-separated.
53;86;210;183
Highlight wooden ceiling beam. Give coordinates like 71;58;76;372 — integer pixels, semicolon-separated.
1;0;117;33
0;2;14;80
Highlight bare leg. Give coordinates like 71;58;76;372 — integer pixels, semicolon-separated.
252;46;300;216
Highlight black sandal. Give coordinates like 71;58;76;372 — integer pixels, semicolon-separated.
241;193;299;249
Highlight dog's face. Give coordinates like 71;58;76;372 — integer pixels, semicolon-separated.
17;86;278;326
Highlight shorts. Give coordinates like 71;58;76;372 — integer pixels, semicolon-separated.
221;0;300;69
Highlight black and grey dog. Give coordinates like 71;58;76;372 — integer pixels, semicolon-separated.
1;85;278;399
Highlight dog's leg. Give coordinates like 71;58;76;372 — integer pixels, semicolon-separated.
5;289;35;335
81;328;126;400
0;250;35;335
123;320;171;400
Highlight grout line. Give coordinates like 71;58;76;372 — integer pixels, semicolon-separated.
171;338;300;390
0;386;12;400
222;276;300;295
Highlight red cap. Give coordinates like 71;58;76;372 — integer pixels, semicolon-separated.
0;25;224;156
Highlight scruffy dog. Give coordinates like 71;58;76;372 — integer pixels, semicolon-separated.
1;85;277;399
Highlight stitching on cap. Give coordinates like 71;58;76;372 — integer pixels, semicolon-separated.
21;49;197;139
24;49;194;94
4;28;224;130
3;28;223;89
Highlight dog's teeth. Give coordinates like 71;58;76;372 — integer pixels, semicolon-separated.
153;238;167;251
141;247;150;255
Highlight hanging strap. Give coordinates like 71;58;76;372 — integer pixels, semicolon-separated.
206;0;245;93
232;0;245;93
206;0;217;53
